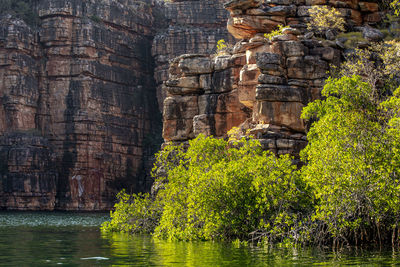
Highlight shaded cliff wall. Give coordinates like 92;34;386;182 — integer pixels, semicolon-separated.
0;0;232;210
0;0;160;210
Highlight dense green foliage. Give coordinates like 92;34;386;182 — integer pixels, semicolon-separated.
0;0;39;26
301;76;400;245
103;42;400;246
101;190;161;234
102;135;311;243
103;76;400;245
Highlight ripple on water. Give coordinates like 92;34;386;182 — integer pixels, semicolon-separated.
0;211;110;228
1;212;400;266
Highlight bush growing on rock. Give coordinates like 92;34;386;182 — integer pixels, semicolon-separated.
307;6;345;37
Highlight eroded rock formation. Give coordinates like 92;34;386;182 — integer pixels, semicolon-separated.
162;0;383;158
152;0;234;109
0;0;232;210
0;0;386;210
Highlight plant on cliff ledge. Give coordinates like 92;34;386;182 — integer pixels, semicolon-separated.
301;75;400;246
215;39;232;56
307;6;345;36
391;0;400;15
264;24;285;42
333;41;400;91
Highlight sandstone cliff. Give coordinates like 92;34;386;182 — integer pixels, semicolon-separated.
0;0;387;210
0;0;231;210
1;0;161;210
162;0;385;159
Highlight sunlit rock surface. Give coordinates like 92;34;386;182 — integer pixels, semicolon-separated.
0;0;385;209
162;0;383;159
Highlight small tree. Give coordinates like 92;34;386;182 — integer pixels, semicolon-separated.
391;0;400;15
307;6;345;36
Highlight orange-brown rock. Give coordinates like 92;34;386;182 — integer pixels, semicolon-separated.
0;0;160;210
0;0;388;210
151;0;233;110
161;0;384;159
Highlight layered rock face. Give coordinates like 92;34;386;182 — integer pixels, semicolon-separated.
0;0;384;210
0;0;161;210
0;0;233;210
152;0;234;109
38;0;159;210
162;0;383;158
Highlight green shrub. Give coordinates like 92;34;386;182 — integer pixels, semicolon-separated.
103;134;311;243
301;75;400;246
101;190;162;234
307;6;345;35
153;135;311;242
391;0;400;15
215;39;232;56
264;25;285;41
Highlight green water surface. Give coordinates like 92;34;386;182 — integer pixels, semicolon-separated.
0;212;400;266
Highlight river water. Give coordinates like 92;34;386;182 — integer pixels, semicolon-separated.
1;212;400;266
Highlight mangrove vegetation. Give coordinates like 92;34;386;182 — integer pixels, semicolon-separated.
102;27;400;248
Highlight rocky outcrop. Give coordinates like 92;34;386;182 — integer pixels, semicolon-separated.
0;0;386;210
0;0;233;210
163;54;250;141
152;0;233;110
162;0;384;158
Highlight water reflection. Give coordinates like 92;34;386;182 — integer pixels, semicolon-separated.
1;212;400;266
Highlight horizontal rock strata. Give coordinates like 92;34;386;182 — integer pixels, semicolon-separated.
162;0;383;159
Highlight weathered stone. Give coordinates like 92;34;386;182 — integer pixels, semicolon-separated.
193;114;214;137
256;85;304;102
282;27;301;36
224;0;262;11
287;56;329;79
166;86;204;95
282;41;308;57
310;46;338;61
178;56;213;74
0;133;58;210
163;96;199;120
264;5;297;16
359;2;379;12
258;74;286;84
212;69;235;93
363;12;384;24
200;74;213;92
271;34;298;42
165;76;200;89
255;101;305;132
256;53;283;69
246;44;281;64
361;26;384;42
214;56;234;71
227;15;282;39
240;64;261;85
